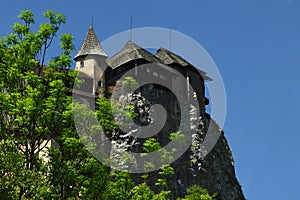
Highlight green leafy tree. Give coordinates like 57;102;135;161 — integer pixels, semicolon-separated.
0;9;75;199
0;10;111;199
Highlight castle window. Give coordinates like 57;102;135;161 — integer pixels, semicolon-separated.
80;61;84;68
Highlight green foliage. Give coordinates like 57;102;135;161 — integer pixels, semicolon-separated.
143;138;162;153
0;9;77;199
153;190;171;200
96;97;118;135
18;10;34;25
159;165;174;176
178;185;217;200
60;33;75;55
130;183;171;200
170;131;185;142
103;171;134;200
44;10;66;27
131;183;155;200
124;76;138;90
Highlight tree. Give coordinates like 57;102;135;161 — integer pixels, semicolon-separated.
0;9;72;199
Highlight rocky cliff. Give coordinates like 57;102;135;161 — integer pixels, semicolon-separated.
109;81;245;200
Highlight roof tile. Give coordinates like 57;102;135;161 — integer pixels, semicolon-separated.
74;26;107;59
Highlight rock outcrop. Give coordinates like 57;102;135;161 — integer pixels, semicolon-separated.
109;82;245;200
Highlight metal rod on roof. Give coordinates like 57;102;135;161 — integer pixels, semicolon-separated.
187;71;190;100
170;27;172;51
130;15;133;41
92;16;94;27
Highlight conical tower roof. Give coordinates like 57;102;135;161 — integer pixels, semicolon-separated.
74;26;107;60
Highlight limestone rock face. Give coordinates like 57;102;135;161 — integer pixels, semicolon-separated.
168;120;246;200
109;83;245;200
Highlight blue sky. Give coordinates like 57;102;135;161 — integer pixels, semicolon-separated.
1;0;300;199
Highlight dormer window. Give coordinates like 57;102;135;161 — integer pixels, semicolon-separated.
80;61;84;68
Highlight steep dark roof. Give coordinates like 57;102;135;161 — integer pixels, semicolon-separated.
155;48;212;81
74;26;107;59
107;40;162;69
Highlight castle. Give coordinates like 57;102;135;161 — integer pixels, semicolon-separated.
73;26;211;113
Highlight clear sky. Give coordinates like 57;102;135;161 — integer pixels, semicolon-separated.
1;0;300;199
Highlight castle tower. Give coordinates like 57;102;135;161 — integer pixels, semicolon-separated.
74;26;107;95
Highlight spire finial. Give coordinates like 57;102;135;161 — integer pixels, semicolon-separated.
170;27;172;51
91;16;94;27
130;15;133;41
